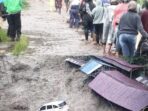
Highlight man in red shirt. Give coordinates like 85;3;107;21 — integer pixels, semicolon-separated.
141;0;148;33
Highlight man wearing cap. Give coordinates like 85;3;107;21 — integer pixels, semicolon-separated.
3;0;23;41
118;1;148;57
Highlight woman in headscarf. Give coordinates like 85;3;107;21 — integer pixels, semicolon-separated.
118;1;148;57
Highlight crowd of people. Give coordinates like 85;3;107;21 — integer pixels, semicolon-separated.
68;0;148;57
0;0;147;58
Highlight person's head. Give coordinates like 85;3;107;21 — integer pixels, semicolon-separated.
120;0;130;3
128;0;137;11
110;0;118;5
96;0;103;6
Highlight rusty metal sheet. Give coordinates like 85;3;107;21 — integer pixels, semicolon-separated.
96;56;143;72
89;71;148;111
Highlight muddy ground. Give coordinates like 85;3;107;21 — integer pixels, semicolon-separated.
0;0;124;111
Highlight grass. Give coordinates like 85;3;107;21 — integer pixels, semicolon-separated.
0;29;28;56
0;29;9;42
12;36;29;56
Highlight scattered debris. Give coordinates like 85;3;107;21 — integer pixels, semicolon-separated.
96;56;144;72
80;59;115;77
13;105;29;110
10;63;30;72
136;76;148;87
10;101;29;111
80;59;103;75
65;58;86;67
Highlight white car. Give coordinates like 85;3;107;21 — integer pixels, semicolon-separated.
39;100;69;111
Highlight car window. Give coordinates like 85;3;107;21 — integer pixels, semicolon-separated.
47;105;52;109
40;106;46;110
53;105;58;108
59;101;66;107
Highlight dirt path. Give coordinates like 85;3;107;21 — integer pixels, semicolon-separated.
0;0;122;111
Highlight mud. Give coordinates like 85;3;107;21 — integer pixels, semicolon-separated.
0;0;123;111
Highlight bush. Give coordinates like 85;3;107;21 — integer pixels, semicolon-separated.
12;36;29;56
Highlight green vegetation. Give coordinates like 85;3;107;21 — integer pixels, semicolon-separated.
0;29;28;56
122;56;148;65
137;0;144;5
12;36;29;56
22;0;30;9
0;29;9;42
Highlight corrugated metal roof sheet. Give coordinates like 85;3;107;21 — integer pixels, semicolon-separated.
80;59;115;77
89;71;148;111
80;59;103;75
96;56;143;72
65;58;85;67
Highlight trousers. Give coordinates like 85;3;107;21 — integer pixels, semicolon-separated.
119;33;136;56
7;12;21;39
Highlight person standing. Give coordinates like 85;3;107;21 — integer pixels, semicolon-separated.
91;0;104;44
3;0;23;41
112;0;129;55
69;0;80;29
102;0;118;55
55;0;62;14
82;0;95;42
141;0;148;33
65;0;70;12
118;1;148;57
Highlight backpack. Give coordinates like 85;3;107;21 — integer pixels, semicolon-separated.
0;3;7;19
